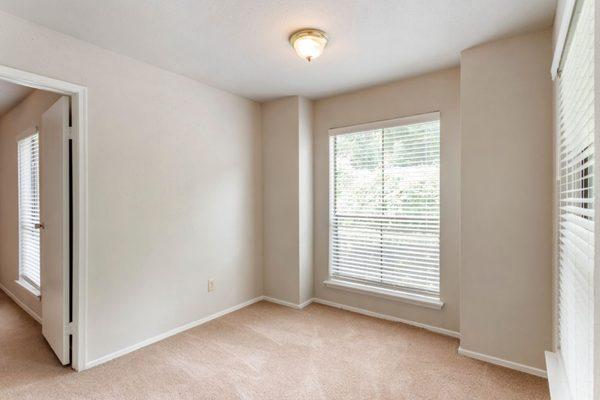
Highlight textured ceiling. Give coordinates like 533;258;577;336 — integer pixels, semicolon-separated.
0;0;556;100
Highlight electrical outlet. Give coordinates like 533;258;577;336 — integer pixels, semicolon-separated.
208;279;215;292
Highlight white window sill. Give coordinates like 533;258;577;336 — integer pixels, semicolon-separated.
323;279;443;310
15;279;41;300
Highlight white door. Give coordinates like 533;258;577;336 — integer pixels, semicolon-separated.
40;96;70;365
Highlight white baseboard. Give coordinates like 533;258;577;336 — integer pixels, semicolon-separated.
312;298;460;339
262;296;314;309
75;293;548;380
85;295;264;370
298;298;315;309
0;281;42;323
262;296;460;339
458;347;547;378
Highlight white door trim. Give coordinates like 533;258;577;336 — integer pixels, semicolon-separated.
0;64;88;371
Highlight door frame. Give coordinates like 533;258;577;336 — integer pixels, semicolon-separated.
0;64;88;371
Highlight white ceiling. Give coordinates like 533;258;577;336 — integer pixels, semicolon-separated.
0;80;33;116
0;0;556;101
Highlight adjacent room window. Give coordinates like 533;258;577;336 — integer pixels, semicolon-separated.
329;112;440;299
18;131;41;291
557;0;594;398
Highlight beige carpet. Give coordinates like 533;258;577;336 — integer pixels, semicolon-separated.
0;290;549;399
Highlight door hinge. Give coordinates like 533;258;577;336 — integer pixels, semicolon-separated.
66;321;76;335
66;126;73;140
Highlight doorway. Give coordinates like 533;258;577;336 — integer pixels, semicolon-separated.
0;66;87;371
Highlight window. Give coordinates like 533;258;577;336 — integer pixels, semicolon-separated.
556;0;595;398
18;131;41;291
328;112;440;302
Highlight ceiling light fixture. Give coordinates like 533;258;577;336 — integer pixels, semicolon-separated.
289;29;328;62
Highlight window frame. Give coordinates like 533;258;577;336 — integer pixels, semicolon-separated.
16;126;41;296
326;111;443;309
552;0;596;397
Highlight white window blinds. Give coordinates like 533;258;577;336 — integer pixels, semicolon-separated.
18;132;41;290
557;0;594;398
329;113;440;298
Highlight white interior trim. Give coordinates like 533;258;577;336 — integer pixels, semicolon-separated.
323;279;443;309
262;296;313;309
15;279;41;298
298;298;314;309
0;64;89;372
312;297;459;338
545;351;573;400
328;111;440;136
86;295;265;369
458;347;547;378
327;112;442;302
262;296;305;309
84;294;556;378
87;294;460;370
261;296;458;337
551;0;576;80
0;281;42;323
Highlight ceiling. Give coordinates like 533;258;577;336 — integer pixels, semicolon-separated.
0;0;556;101
0;80;33;116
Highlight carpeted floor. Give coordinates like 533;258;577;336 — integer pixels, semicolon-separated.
0;290;549;400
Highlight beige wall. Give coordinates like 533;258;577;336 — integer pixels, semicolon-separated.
0;89;61;319
313;68;461;333
298;97;314;304
460;29;553;370
262;97;300;304
262;96;314;305
0;11;263;364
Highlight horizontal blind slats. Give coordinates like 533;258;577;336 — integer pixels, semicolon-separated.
556;0;595;399
17;133;41;290
331;119;440;296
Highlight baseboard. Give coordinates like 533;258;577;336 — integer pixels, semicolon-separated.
85;295;264;370
299;298;314;309
79;293;548;379
261;296;460;339
262;296;314;309
312;298;460;339
458;347;547;378
0;281;42;323
85;293;549;378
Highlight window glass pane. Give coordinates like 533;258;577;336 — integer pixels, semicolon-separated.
330;117;440;296
334;129;383;216
18;133;41;289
